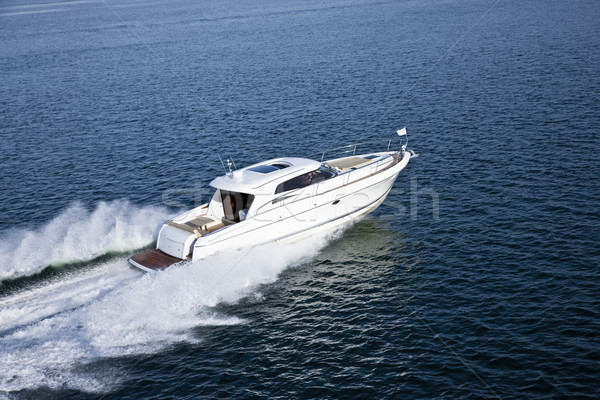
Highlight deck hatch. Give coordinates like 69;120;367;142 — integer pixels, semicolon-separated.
247;163;290;174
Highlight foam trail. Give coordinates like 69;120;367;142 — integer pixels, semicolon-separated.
0;200;170;281
0;227;345;394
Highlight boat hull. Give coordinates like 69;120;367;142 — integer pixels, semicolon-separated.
129;147;411;271
190;152;407;260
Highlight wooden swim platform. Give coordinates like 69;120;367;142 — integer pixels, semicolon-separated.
129;249;185;271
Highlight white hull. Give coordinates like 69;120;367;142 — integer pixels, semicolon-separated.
188;153;407;260
275;181;393;245
129;136;413;271
192;163;399;260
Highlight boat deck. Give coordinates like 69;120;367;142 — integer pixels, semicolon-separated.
327;156;374;170
166;216;225;237
129;249;185;271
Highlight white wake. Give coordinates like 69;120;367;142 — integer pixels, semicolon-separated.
0;200;170;281
0;228;343;394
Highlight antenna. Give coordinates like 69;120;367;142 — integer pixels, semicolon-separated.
228;155;238;172
226;159;233;178
218;154;236;179
217;154;228;176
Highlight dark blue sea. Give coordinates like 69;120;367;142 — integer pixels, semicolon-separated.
1;0;599;398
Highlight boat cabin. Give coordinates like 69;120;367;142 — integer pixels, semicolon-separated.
208;157;337;224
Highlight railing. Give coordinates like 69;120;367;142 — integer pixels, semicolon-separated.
314;138;402;162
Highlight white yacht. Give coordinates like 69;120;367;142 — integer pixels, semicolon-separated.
129;129;416;271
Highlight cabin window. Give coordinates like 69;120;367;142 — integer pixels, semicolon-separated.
274;165;336;194
220;190;255;223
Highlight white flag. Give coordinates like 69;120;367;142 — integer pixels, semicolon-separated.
397;128;407;136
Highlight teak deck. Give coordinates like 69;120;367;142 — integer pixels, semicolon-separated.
166;218;225;237
328;156;372;170
129;249;184;271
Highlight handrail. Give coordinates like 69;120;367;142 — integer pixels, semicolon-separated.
314;138;402;162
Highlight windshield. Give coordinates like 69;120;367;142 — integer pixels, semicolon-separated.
275;165;337;194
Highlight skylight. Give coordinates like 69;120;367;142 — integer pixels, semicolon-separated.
247;163;290;174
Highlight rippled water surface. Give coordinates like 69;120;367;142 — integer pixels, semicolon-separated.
1;0;599;398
